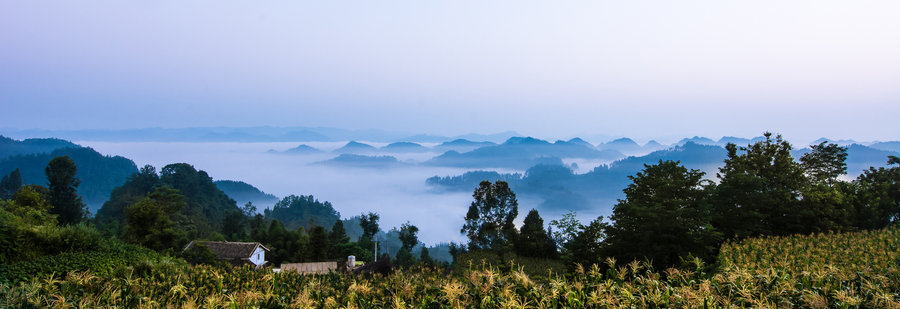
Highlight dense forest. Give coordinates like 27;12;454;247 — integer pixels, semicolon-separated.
0;136;138;211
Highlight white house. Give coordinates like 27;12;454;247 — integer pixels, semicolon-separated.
183;241;270;268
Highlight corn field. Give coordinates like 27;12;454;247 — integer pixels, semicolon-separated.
2;227;898;308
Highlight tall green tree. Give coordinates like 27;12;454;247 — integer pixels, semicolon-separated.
0;168;23;200
515;209;557;259
359;212;380;241
329;220;356;259
567;216;608;268
398;222;419;251
357;212;380;258
123;186;188;252
461;180;519;251
604;160;720;268
221;209;247;241
713;133;807;238
307;225;330;261
396;222;420;267
549;210;581;260
800;141;848;185
849;156;900;229
45;156;86;225
798;141;852;233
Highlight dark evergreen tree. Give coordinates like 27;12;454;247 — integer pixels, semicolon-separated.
398;222;419;251
307;225;330;261
515;209;557;259
604;160;720;268
801;141;849;184
221;209;247;241
713;133;807;238
123;186;188;252
45;156;86;225
798;142;853;233
419;247;435;266
359;212;380;241
0;168;23;200
567;216;608;268
461;180;518;251
265;195;340;231
849;156;900;229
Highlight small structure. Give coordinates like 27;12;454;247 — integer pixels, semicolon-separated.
281;261;339;274
183;241;269;268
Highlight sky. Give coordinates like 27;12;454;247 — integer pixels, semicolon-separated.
1;0;899;143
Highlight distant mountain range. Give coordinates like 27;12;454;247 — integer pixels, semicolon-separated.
427;141;899;211
2;127;522;143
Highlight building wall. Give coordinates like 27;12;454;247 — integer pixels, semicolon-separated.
281;262;338;274
250;247;266;266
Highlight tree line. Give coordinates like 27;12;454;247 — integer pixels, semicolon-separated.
456;133;899;270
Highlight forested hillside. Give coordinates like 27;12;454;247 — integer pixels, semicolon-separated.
0;139;137;212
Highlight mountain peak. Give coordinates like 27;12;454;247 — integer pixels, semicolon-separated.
503;136;550;145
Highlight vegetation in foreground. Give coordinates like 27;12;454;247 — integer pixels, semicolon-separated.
2;226;898;308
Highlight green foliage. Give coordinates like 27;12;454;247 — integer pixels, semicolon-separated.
515;209;557;259
398;222;419;251
0;168;22;200
605;160;721;269
264;194;340;231
713;133;807;238
461;180;519;251
848;156;900;229
800;141;848;184
454;250;567;280
358;212;380;241
307;225;330;261
0;145;138;212
45;156;86;225
180;244;224;267
0;240;172;286
565;216;608;269
220;209;246;241
95;163;241;240
3;228;898;308
122;186;189;252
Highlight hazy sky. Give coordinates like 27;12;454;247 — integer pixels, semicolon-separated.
2;1;899;143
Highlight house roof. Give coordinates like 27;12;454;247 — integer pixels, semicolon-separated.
183;241;269;260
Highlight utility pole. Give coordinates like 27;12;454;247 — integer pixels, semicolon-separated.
374;239;378;262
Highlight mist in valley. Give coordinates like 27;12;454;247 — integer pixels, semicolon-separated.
79;141;620;245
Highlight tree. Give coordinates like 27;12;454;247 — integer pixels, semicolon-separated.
461;180;518;251
329;220;356;259
359;212;380;241
713;133;807;238
419;247;435;266
604;160;720;268
0;168;23;200
849;156;900;229
2;185;55;226
549;210;581;259
242;202;257;217
515;209;557;259
221;209;247;241
398;222;419;251
45;156;86;225
797;142;853;233
801;141;848;184
357;212;380;258
395;222;420;267
567;216;608;268
123;186;188;252
307;225;330;261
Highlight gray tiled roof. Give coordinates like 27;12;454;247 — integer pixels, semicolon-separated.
183;241;269;260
